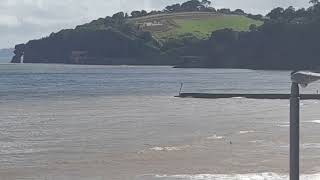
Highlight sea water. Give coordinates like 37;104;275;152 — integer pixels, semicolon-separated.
1;64;320;180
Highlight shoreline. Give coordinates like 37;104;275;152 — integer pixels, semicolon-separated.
177;93;320;100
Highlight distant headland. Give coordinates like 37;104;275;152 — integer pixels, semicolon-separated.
0;48;14;63
11;0;320;70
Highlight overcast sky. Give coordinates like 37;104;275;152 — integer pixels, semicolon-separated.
0;0;311;49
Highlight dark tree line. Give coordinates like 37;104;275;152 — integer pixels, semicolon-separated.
107;0;257;19
177;0;320;70
165;0;212;12
15;0;319;70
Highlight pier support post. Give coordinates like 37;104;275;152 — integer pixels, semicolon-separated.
290;82;300;180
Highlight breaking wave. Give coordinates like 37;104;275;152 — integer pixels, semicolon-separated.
149;145;189;151
151;172;320;180
310;120;320;124
239;130;255;134
206;134;225;140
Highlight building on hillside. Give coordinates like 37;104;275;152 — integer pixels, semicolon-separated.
138;21;164;29
70;51;88;64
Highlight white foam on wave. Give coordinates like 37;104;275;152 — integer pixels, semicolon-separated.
0;141;43;155
277;124;290;128
302;143;320;149
280;143;320;150
206;134;225;140
153;173;320;180
310;120;320;124
231;97;244;99
239;130;255;134
150;145;189;152
249;140;264;143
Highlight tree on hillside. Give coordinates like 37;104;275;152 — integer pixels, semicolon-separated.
112;12;125;24
201;0;212;7
309;0;320;15
249;24;258;31
206;7;216;12
130;10;148;18
181;0;204;11
112;12;125;20
141;10;148;16
247;14;264;21
282;6;296;20
165;3;181;12
233;9;245;15
131;11;141;18
148;10;162;15
295;8;307;17
266;7;284;19
217;8;231;14
310;0;319;5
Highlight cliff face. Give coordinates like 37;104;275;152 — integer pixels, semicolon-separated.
11;28;177;65
11;44;25;63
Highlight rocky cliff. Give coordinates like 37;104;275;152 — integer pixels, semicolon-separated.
11;44;25;63
11;28;178;65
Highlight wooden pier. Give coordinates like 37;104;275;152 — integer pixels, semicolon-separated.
176;93;320;100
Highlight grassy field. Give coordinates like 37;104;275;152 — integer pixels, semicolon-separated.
129;12;263;41
169;16;262;39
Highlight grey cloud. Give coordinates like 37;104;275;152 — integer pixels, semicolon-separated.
0;0;310;48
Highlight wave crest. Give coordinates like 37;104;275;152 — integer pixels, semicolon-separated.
152;172;320;180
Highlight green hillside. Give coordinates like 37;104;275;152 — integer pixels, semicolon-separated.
166;15;262;39
11;0;265;65
128;12;263;41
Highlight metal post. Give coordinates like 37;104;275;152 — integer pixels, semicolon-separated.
290;82;300;180
179;83;183;96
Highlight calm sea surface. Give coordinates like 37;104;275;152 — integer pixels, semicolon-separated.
1;64;320;180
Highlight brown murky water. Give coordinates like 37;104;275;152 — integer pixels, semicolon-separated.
1;64;320;179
